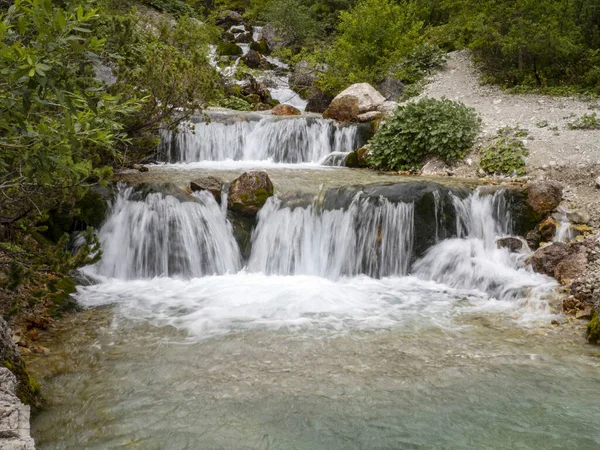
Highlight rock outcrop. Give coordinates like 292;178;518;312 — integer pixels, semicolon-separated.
228;171;274;216
190;176;224;203
0;368;36;449
323;83;386;122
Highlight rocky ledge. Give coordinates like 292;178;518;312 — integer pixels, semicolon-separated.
0;369;35;449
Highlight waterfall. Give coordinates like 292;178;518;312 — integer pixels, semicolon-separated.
414;189;552;302
93;186;241;280
161;117;358;164
248;195;414;279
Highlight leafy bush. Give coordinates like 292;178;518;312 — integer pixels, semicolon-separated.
393;43;447;84
567;113;600;130
141;0;196;18
220;96;253;111
369;97;481;171
480;138;529;176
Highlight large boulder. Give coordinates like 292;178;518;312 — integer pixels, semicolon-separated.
530;242;572;277
305;87;334;114
271;104;302;116
331;83;386;114
377;101;400;116
526;181;563;215
190;176;224;203
322;95;360;122
242;50;275;70
228;171;274;216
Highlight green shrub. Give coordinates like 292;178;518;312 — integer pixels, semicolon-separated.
217;42;243;56
567;113;600;130
480;137;529;176
369;97;481;171
220;96;253;111
141;0;196;18
393;43;447;84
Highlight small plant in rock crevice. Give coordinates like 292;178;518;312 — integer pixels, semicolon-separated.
369;97;481;172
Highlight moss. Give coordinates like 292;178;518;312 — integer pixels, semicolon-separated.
3;349;43;409
46;276;79;317
245;93;261;105
249;39;270;55
588;311;600;345
252;188;271;207
345;151;359;168
216;42;243;56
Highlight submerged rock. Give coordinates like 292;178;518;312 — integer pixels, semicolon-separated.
228;171;274;216
526;181;563;215
190;176;224;203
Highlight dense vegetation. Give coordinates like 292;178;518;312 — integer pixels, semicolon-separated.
369;98;481;171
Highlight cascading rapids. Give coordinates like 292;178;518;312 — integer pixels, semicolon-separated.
248;195;414;279
91;186;241;280
160;117;358;164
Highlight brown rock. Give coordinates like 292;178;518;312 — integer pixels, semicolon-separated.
554;249;588;286
526;181;562;214
496;237;524;252
271;104;302;116
530;242;571;277
305;87;334;114
228;171;274;216
576;306;593;320
190;176;224;203
538;217;558;242
323;95;360;122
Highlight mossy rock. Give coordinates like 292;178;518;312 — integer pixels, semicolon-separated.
245;93;261;105
588;311;600;345
228;171;274;216
249;39;270;55
345;151;359;168
216;42;243;57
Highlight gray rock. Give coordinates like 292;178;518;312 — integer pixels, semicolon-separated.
595;176;600;188
0;368;35;449
421;158;450;176
329;83;386;114
305;87;333;114
566;210;590;224
496;237;524;252
378;77;405;101
377;101;400;116
190;176;224;203
357;111;383;123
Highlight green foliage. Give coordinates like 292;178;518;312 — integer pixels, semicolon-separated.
588;311;600;345
369;97;481;171
317;0;424;94
220;96;253;111
567;113;600;130
0;0;140;229
392;43;447;84
480;137;529;176
140;0;196;18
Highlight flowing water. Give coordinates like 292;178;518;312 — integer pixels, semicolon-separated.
29;64;600;448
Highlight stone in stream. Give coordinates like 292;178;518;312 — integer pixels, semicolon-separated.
530;242;572;278
249;39;270;55
242;50;275;70
554;248;589;286
271;104;302;116
215;10;243;29
190;176;224;203
538;216;558;242
496;237;524;252
526;181;563;214
305;87;334;114
228;171;274;216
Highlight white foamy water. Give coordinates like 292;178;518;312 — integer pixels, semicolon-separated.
79;186;558;339
161;117;357;164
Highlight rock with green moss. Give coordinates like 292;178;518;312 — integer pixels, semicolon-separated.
228;171;274;216
249;39;270;55
588;311;600;345
216;42;243;57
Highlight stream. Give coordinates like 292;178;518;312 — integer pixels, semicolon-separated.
28;52;600;449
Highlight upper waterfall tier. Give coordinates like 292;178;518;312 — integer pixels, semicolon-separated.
159;114;361;164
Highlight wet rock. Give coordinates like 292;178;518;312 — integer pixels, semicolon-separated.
378;77;405;101
322;95;360;122
526;181;563;215
259;23;289;50
271;104;302;116
538;217;558;242
216;42;243;57
216;11;243;29
241;79;272;104
234;32;252;44
496;237;524;252
289;60;316;97
525;229;542;249
242;50;275;70
554;248;588;286
566;210;590;224
576;306;593;320
344;146;372;168
228;171;274;216
357;111;383;123
190;176;224;203
305;87;334;114
132;164;149;173
530;242;572;277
